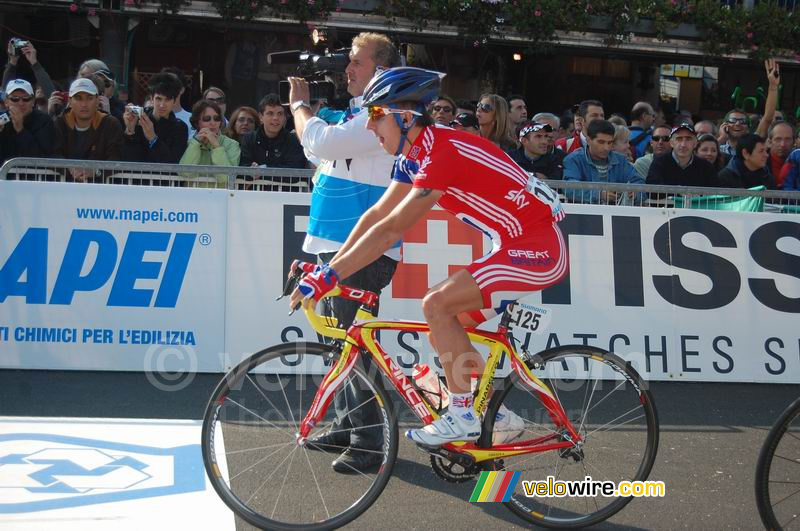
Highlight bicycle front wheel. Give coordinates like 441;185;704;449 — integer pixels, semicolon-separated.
756;395;800;530
201;341;398;531
486;345;659;529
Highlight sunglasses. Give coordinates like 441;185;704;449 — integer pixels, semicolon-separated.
201;115;222;122
652;135;670;142
476;102;493;113
206;96;226;104
8;95;33;103
726;117;748;125
432;105;452;113
367;106;422;121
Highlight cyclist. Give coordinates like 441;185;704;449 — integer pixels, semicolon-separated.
291;67;568;446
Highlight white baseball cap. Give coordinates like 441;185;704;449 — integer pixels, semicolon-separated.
69;78;99;97
5;79;33;96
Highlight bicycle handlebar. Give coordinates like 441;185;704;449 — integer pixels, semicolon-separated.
282;260;379;308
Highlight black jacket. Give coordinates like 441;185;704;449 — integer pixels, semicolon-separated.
0;108;56;165
646;153;720;187
239;127;307;168
121;110;188;164
717;156;776;189
508;147;564;179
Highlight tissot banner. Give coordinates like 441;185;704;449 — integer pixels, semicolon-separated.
1;181;798;382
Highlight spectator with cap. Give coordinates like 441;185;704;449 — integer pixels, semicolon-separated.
766;121;794;188
3;39;55;99
430;95;457;126
532;112;560;152
449;112;480;136
227;105;259;144
718;133;775;189
75;59;124;124
628;101;655;159
563;119;642;204
0;79;55;165
53;78;124;182
646;123;719;187
180;99;240;186
633;124;672;179
509;121;563;179
507;94;528;132
121;72;188;164
240;93;306;169
556;99;604;155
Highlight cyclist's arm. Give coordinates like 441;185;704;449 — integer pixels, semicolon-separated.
335;180;413;258
330;187;442;280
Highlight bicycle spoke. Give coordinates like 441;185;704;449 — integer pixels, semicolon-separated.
245;445;298;505
773;453;800;466
277;374;299;432
271;444;297;518
230;441;293;483
224;441;294;456
224;396;295;439
245;374;295;430
302;446;331;520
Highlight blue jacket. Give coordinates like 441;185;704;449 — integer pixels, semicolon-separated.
563;147;644;203
781;149;800;191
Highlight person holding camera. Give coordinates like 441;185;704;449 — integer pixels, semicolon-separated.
53;78;124;182
121;72;188;164
0;79;55;166
287;32;401;473
179;99;241;186
3;39;55;101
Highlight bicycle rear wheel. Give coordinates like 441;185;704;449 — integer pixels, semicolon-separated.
201;341;398;531
756;395;800;530
485;345;659;529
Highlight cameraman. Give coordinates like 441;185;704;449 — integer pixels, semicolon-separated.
3;39;55;99
287;32;401;473
0;79;55;166
121;72;188;164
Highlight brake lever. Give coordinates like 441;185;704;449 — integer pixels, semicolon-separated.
276;270;302;301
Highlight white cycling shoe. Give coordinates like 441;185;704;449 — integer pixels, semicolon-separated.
492;407;525;445
406;410;481;447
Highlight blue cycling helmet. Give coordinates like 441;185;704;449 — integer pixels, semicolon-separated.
362;67;444;155
362;66;444;108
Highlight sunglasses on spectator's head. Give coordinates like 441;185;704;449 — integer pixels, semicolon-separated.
651;135;670;142
432;105;452;113
367;106;422;121
206;96;226;104
476;102;493;113
7;95;33;103
201;115;222;122
726;117;748;125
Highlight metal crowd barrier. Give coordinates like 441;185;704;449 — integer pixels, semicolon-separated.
0;158;312;192
2;157;799;214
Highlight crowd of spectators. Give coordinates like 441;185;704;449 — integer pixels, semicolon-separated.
1;37;800;198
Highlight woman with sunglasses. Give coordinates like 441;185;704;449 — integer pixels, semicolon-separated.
291;67;565;447
226;106;259;143
180;99;240;186
475;94;517;151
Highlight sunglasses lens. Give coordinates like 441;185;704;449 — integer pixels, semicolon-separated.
368;106;386;120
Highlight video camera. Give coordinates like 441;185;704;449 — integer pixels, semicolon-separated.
269;49;350;105
9;38;29;57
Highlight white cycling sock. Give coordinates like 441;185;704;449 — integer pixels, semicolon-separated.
449;392;476;421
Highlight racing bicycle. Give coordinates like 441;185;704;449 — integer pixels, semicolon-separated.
756;396;800;530
201;261;659;530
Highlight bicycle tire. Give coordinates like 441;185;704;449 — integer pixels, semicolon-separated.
485;344;659;529
201;341;398;531
755;395;800;531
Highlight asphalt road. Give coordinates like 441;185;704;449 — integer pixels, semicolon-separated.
1;370;798;530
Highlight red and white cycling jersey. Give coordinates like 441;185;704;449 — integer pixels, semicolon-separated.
393;125;564;247
393;125;568;323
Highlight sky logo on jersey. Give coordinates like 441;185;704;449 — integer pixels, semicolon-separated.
0;433;205;513
504;189;530;209
0;228;196;307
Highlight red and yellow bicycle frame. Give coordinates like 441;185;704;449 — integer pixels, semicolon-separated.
296;287;583;463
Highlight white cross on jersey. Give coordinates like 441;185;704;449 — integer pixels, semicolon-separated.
401;219;475;286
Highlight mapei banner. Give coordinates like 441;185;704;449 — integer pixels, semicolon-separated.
1;181;798;382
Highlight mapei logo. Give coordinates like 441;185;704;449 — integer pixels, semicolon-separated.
392;210;486;299
504;189;530;209
0;228;196;307
0;433;204;512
